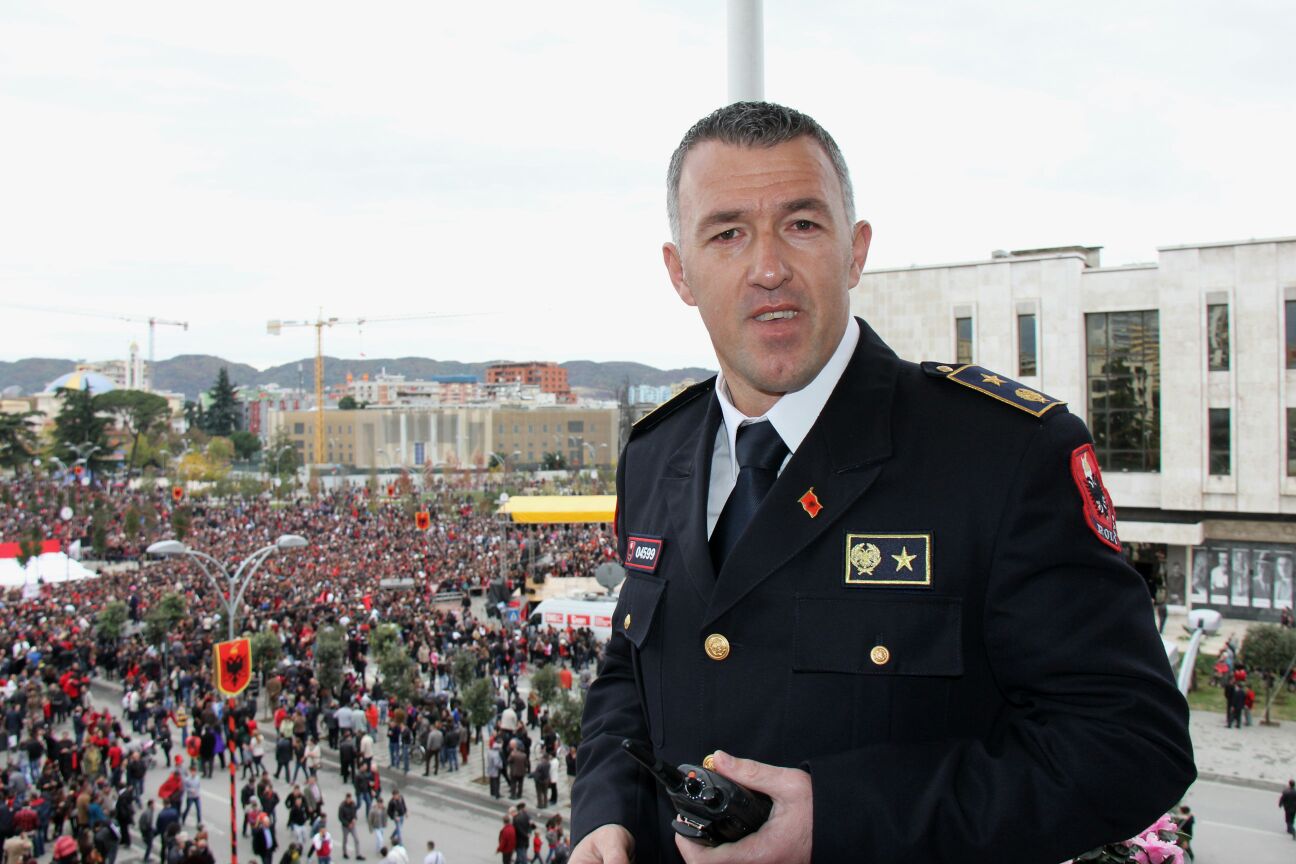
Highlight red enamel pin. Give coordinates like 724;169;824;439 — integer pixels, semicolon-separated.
1070;443;1121;551
799;488;823;518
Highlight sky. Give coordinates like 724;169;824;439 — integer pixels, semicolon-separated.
2;1;1293;372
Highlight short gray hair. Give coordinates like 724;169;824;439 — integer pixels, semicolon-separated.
666;101;855;244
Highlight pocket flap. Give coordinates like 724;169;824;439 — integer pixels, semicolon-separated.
615;574;666;648
793;595;963;676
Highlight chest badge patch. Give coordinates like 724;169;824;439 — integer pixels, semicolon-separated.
844;533;932;587
1070;444;1121;551
799;487;823;518
624;534;664;573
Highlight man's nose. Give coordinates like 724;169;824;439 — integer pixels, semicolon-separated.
747;232;791;290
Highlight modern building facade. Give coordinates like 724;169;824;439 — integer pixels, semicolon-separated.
852;236;1296;619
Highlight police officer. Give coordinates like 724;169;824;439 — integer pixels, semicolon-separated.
569;102;1194;864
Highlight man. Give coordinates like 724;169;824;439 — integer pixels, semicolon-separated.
337;793;362;861
1279;780;1296;836
138;799;157;863
310;817;334;864
252;813;278;864
422;840;445;864
180;766;202;826
512;803;532;864
569;102;1195;864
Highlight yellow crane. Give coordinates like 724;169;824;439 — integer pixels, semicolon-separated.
266;311;482;465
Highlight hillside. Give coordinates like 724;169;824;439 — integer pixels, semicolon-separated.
0;355;714;401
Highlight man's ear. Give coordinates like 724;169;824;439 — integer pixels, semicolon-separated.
663;243;697;307
847;220;873;287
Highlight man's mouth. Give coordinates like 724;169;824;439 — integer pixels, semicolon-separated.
755;310;797;322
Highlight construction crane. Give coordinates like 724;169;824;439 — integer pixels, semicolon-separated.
0;302;188;390
267;311;482;466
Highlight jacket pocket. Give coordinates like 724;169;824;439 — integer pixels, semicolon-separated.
613;573;667;746
614;573;666;649
792;594;963;677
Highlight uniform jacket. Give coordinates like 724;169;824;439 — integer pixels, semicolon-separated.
571;318;1195;863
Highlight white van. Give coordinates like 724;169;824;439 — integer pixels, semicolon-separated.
528;592;618;641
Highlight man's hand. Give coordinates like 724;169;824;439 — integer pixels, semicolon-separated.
675;751;812;864
570;824;635;864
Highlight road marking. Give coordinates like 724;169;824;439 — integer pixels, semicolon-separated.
1199;819;1285;838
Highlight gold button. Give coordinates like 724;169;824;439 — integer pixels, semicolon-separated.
623;614;632;630
936;365;953;373
704;633;730;661
702;754;717;771
870;645;891;666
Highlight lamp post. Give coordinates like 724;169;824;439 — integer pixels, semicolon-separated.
146;534;308;641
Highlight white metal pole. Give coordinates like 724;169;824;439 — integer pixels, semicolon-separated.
727;0;764;103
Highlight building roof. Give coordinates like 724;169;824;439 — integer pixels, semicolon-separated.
44;370;116;394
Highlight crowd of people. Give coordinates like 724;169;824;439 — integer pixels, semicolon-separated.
0;473;613;864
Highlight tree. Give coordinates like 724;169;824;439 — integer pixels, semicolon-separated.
1242;624;1296;724
550;690;585;751
541;451;567;470
377;643;418;705
265;429;300;479
251;630;283;676
96;601;129;642
51;387;110;471
16;526;43;569
338;396;358;410
144;592;188;648
530;664;560;709
315;626;346;695
451;649;479;692
94;390;170;476
0;410;42;475
230;431;262;461
462;677;497;772
123;507;141;541
202;367;240;437
371;623;402;658
171;506;191;541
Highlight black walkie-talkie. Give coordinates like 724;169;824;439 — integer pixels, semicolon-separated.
621;738;772;846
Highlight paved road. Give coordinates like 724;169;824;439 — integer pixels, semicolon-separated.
1182;778;1296;863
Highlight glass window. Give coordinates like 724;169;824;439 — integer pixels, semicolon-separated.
1207;304;1229;371
1209;408;1230;475
1085;311;1161;471
293;423;305;435
1288;408;1296;477
1017;313;1038;377
1288;300;1296;369
955;317;973;365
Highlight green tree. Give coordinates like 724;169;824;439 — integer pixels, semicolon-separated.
94;390;170;476
530;664;560;709
371;623;401;657
0;410;42;475
451;649;479;691
144;592;188;648
171;506;191;541
96;601;129;642
550;690;585;750
51;387;110;471
541;451;567;470
17;526;43;568
251;630;283;675
1242;624;1296;724
338;396;358;410
202;367;240;436
378;643;418;705
315;626;346;695
462;677;497;771
123;507;141;541
230;431;262;461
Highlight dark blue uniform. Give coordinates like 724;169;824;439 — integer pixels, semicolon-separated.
571;318;1194;863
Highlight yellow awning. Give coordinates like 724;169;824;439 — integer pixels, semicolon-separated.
496;495;617;524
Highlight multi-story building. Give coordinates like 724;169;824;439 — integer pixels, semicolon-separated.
486;362;575;403
853;236;1296;619
345;371;483;407
264;404;619;470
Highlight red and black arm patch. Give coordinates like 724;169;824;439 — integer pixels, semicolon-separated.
1069;443;1121;551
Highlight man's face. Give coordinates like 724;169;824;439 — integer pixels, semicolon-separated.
664;136;871;415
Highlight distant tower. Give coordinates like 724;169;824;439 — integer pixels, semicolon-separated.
128;341;145;390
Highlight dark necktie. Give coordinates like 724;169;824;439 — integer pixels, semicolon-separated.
710;420;789;571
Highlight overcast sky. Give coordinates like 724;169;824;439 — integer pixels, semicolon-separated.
2;1;1292;372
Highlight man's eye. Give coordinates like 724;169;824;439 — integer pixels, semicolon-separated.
791;219;818;231
713;228;739;241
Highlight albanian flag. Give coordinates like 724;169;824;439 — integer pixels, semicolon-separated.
213;637;252;696
415;511;430;531
172;486;184;502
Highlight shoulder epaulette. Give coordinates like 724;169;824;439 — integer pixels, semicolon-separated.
630;377;716;436
920;362;1067;419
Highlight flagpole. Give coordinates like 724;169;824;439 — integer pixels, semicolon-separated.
227;699;239;864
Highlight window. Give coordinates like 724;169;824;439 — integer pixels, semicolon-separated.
1086;311;1161;472
293;423;305;435
1207;304;1229;371
568;420;584;433
1017;313;1038;377
955;317;973;365
1288;300;1296;369
1209;409;1231;475
1288;408;1296;477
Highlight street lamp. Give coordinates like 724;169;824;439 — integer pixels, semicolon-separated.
146;534;308;640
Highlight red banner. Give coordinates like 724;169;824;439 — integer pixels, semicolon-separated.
213;638;252;696
0;541;60;559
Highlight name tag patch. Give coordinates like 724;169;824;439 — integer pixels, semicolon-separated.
624;534;664;573
844;533;933;587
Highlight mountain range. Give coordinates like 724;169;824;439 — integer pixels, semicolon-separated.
0;355;715;402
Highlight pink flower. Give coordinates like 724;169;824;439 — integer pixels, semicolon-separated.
1129;831;1184;864
1145;814;1179;837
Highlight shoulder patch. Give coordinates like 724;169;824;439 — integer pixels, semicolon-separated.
631;378;715;435
920;362;1066;418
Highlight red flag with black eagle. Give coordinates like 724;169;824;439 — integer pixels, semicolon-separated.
213;637;252;696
